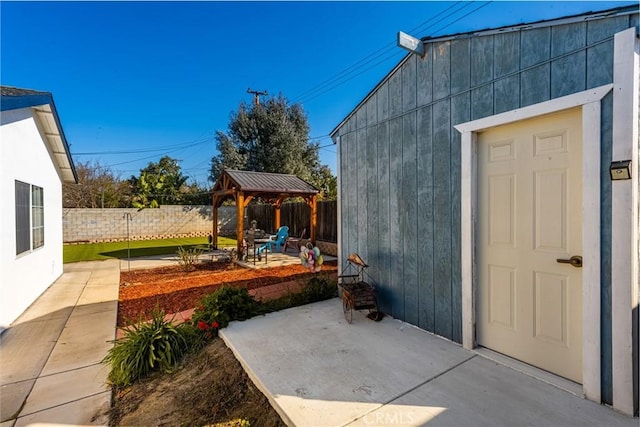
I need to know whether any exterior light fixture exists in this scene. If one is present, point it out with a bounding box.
[397,31,425,58]
[610,160,632,180]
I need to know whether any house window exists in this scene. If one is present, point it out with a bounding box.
[32,185,44,249]
[15,180,44,255]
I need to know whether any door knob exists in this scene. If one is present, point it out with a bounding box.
[556,255,582,268]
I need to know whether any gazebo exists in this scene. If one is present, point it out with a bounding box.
[211,170,319,253]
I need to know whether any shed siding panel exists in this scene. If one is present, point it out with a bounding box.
[417,44,433,107]
[451,38,470,95]
[521,27,551,68]
[551,22,586,56]
[550,23,587,97]
[551,51,586,98]
[586,17,628,88]
[348,132,358,258]
[402,55,417,113]
[433,41,451,101]
[471,84,494,121]
[389,72,403,118]
[494,32,520,77]
[521,64,551,107]
[494,75,520,114]
[471,36,494,86]
[356,128,368,261]
[450,93,468,344]
[377,122,391,313]
[366,95,377,129]
[378,81,389,121]
[339,135,349,259]
[416,106,434,331]
[587,40,614,89]
[432,99,452,339]
[366,125,379,287]
[402,112,419,326]
[389,117,404,319]
[356,104,366,130]
[348,116,356,133]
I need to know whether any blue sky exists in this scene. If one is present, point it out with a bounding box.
[1,1,634,185]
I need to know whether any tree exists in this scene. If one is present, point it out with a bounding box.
[63,161,130,208]
[314,165,337,201]
[209,94,336,199]
[130,156,189,208]
[181,181,213,205]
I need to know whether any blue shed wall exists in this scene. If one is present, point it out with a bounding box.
[335,10,638,404]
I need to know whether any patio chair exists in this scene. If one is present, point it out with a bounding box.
[243,232,256,264]
[258,226,289,254]
[285,228,306,253]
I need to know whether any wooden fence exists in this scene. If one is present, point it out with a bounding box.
[246,201,337,242]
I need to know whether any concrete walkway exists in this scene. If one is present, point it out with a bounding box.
[0,260,120,426]
[220,298,637,427]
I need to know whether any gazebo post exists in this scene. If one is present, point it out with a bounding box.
[309,195,317,244]
[236,191,245,254]
[274,197,284,231]
[212,195,219,250]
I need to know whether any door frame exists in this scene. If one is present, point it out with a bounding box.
[455,84,612,402]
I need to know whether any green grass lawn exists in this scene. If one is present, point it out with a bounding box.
[63,236,237,263]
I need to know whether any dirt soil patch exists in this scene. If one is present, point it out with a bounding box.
[109,339,286,426]
[118,260,337,325]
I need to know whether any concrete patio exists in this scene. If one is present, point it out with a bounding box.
[117,248,327,271]
[0,260,120,426]
[220,298,637,427]
[2,257,636,427]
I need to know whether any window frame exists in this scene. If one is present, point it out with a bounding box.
[15,180,44,256]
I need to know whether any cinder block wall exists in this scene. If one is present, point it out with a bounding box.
[63,205,237,243]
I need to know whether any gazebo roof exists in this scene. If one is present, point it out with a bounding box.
[213,170,318,201]
[211,170,320,251]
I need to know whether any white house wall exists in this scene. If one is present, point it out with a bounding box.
[0,107,65,329]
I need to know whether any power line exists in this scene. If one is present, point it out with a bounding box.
[428,1,493,35]
[292,2,490,141]
[300,49,404,104]
[291,1,471,105]
[72,136,211,156]
[97,140,210,168]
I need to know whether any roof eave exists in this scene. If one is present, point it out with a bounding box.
[1,92,78,183]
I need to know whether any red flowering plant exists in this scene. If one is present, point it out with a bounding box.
[188,304,221,343]
[189,286,260,338]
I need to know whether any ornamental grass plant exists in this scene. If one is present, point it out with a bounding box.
[176,245,205,272]
[104,307,192,387]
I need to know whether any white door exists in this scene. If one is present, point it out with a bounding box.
[477,108,583,383]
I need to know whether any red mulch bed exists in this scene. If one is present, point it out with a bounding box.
[118,260,337,326]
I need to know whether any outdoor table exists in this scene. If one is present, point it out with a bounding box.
[254,238,272,263]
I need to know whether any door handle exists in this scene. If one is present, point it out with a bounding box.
[556,255,582,268]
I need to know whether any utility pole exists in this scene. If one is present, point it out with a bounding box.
[247,88,268,106]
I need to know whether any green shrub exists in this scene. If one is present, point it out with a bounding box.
[103,308,190,387]
[191,286,260,330]
[262,277,338,312]
[176,246,205,272]
[302,277,338,302]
